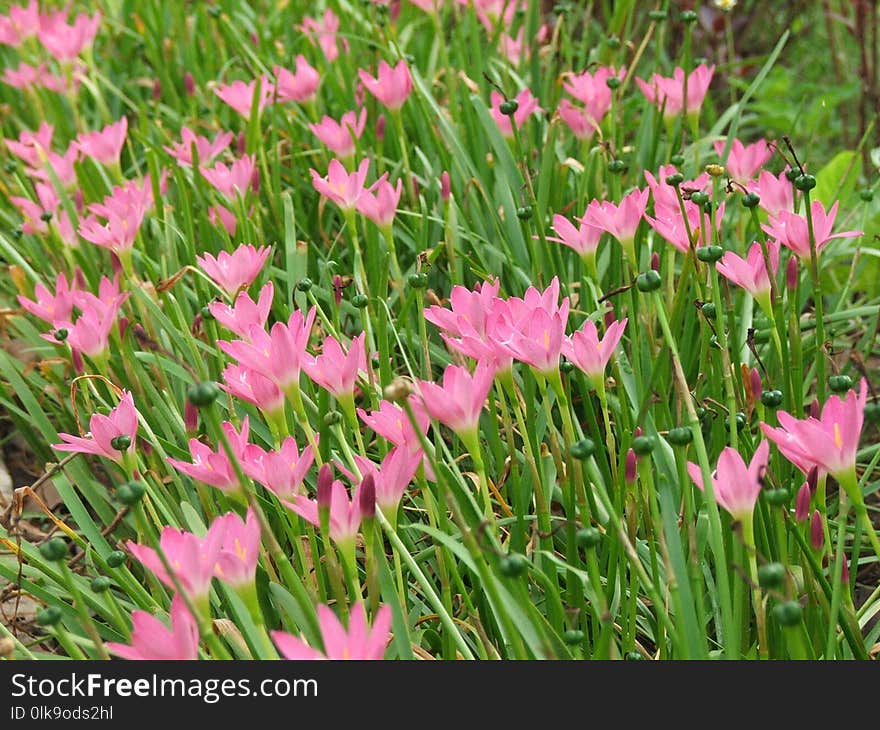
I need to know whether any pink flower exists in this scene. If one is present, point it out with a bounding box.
[548,214,603,260]
[2,61,40,89]
[18,271,76,326]
[409,0,444,13]
[30,145,79,189]
[209,204,238,235]
[417,360,496,437]
[242,436,317,499]
[0,2,39,46]
[762,200,862,260]
[338,447,422,514]
[563,318,627,386]
[358,398,430,454]
[164,127,233,168]
[558,99,603,140]
[644,164,709,213]
[213,508,261,589]
[127,525,225,600]
[466,0,523,30]
[272,603,391,660]
[221,364,285,415]
[54,391,138,464]
[580,188,649,259]
[646,201,725,254]
[167,418,251,494]
[636,64,715,119]
[301,10,345,63]
[37,11,100,61]
[214,76,274,118]
[106,595,200,661]
[716,240,780,312]
[5,122,53,168]
[761,379,868,479]
[201,154,256,200]
[310,158,380,211]
[687,441,769,520]
[284,476,363,546]
[714,138,772,184]
[208,281,274,338]
[747,170,794,219]
[309,108,367,159]
[197,243,270,297]
[499,29,525,66]
[218,308,317,392]
[44,276,128,359]
[490,89,541,138]
[303,332,367,402]
[10,181,62,236]
[75,117,128,168]
[356,177,402,228]
[563,66,622,108]
[274,56,320,103]
[78,201,145,256]
[359,60,412,110]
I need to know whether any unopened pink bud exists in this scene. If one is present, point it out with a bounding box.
[152,78,161,101]
[625,448,637,483]
[810,509,824,550]
[604,309,616,330]
[317,464,334,511]
[184,401,199,434]
[411,174,419,200]
[750,367,762,402]
[332,274,344,306]
[359,473,376,519]
[184,71,195,97]
[390,0,401,22]
[810,399,820,420]
[117,317,130,340]
[634,426,643,438]
[795,482,810,522]
[786,255,798,290]
[236,131,246,156]
[440,171,451,202]
[807,466,818,494]
[841,556,850,584]
[251,167,260,195]
[651,251,660,272]
[376,114,386,141]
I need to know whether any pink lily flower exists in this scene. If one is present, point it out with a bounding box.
[579,188,649,261]
[75,117,128,168]
[716,240,780,314]
[213,76,274,118]
[309,108,367,159]
[636,64,715,120]
[106,595,200,661]
[221,364,285,416]
[167,418,251,495]
[209,204,238,235]
[409,0,445,13]
[5,122,53,168]
[490,89,541,139]
[337,446,422,515]
[272,603,391,660]
[127,525,225,601]
[212,508,261,589]
[762,200,862,260]
[54,391,138,464]
[310,158,380,211]
[164,127,233,168]
[644,164,710,213]
[358,60,413,110]
[747,170,794,219]
[18,271,77,326]
[196,243,270,297]
[465,0,523,30]
[356,177,403,228]
[242,436,317,499]
[218,308,317,392]
[274,56,320,103]
[499,29,526,66]
[494,306,567,374]
[687,440,770,520]
[302,332,368,402]
[563,66,623,108]
[10,182,62,236]
[200,154,256,201]
[548,214,603,261]
[563,318,627,388]
[37,10,100,61]
[208,281,274,338]
[558,99,604,140]
[78,203,145,255]
[0,1,39,46]
[357,398,430,454]
[714,138,772,184]
[760,379,868,479]
[646,201,725,254]
[30,145,79,189]
[2,61,41,89]
[417,360,496,437]
[284,475,363,547]
[53,301,118,359]
[301,10,345,63]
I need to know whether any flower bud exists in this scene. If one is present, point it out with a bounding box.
[408,272,429,289]
[152,78,162,101]
[705,164,725,178]
[809,399,820,420]
[648,9,667,20]
[795,482,811,522]
[748,367,763,402]
[516,205,533,220]
[440,171,451,201]
[184,401,199,434]
[786,256,798,291]
[606,35,621,49]
[317,464,334,515]
[236,130,246,156]
[810,509,824,550]
[807,466,818,494]
[625,448,637,483]
[559,360,575,373]
[184,71,195,96]
[376,114,386,141]
[841,556,850,584]
[785,167,800,183]
[670,154,685,166]
[359,473,376,520]
[0,637,14,658]
[651,251,660,272]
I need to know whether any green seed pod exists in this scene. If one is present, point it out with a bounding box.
[865,402,880,424]
[605,76,621,90]
[700,302,717,319]
[665,172,684,186]
[784,168,800,182]
[569,438,596,460]
[323,410,342,426]
[772,600,803,627]
[207,5,221,18]
[666,426,693,446]
[559,360,575,374]
[741,192,761,208]
[39,537,68,562]
[828,374,853,394]
[735,412,747,430]
[187,381,220,408]
[351,293,369,309]
[670,154,685,167]
[608,159,626,174]
[757,562,786,589]
[110,434,131,451]
[39,211,53,223]
[54,328,68,341]
[859,189,874,202]
[516,205,533,220]
[90,576,112,593]
[408,272,429,289]
[499,99,519,116]
[576,526,601,549]
[689,192,709,206]
[636,270,662,292]
[761,389,784,408]
[2,161,16,174]
[117,481,146,506]
[606,35,621,49]
[498,553,528,578]
[631,435,655,456]
[296,277,313,292]
[680,9,698,23]
[764,488,790,506]
[200,306,212,320]
[106,550,127,568]
[563,629,585,645]
[624,651,644,660]
[36,606,63,626]
[794,174,816,191]
[648,9,667,20]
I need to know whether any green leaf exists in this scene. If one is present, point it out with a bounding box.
[814,150,862,208]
